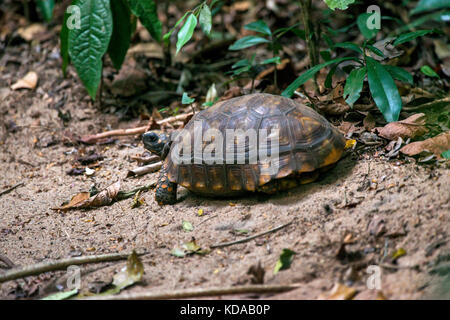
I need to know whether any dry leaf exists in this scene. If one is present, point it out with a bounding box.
[363,113,376,131]
[52,181,121,211]
[319,283,357,300]
[17,23,46,41]
[11,71,38,90]
[400,131,450,159]
[376,113,428,141]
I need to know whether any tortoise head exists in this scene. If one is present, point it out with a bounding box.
[142,131,171,159]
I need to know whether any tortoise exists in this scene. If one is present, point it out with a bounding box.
[143,93,346,205]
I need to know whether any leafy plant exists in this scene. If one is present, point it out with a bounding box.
[36,0,55,22]
[282,25,437,123]
[163,1,217,55]
[61,0,161,99]
[229,20,298,88]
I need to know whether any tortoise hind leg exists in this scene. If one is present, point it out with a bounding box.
[155,164,177,205]
[256,171,320,194]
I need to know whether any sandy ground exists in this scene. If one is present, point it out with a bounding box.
[0,33,449,300]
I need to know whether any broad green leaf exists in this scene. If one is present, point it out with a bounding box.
[344,67,366,107]
[393,30,434,46]
[366,57,402,122]
[333,42,363,54]
[245,20,271,36]
[60,10,70,77]
[324,0,355,10]
[199,4,212,35]
[163,12,188,44]
[129,0,162,42]
[42,289,78,300]
[420,65,440,78]
[182,220,194,232]
[273,249,295,275]
[325,64,338,89]
[108,0,131,70]
[411,0,450,15]
[231,66,251,76]
[232,59,251,69]
[176,13,197,54]
[36,0,55,22]
[281,57,357,98]
[383,65,413,84]
[261,56,281,65]
[229,36,270,51]
[182,92,195,104]
[366,44,384,58]
[441,149,450,159]
[68,0,113,99]
[320,50,332,62]
[357,13,379,39]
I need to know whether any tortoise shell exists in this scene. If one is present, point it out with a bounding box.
[165,93,345,196]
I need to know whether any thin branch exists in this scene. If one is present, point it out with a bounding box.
[126,162,162,177]
[210,220,294,249]
[80,113,193,144]
[0,182,24,197]
[0,251,146,283]
[81,284,300,300]
[0,254,16,269]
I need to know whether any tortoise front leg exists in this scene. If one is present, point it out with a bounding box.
[155,163,177,205]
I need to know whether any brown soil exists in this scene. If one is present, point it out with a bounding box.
[1,28,449,301]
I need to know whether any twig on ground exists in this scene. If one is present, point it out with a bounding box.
[0,251,146,283]
[116,182,157,200]
[0,182,24,197]
[81,284,300,300]
[130,155,160,165]
[80,113,193,144]
[210,220,294,249]
[0,254,16,269]
[197,214,218,227]
[403,96,450,111]
[126,162,163,177]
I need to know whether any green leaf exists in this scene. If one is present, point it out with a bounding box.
[273,249,295,274]
[383,65,413,84]
[344,67,366,107]
[420,65,440,78]
[182,220,194,232]
[232,59,251,69]
[281,57,357,98]
[176,13,197,54]
[244,20,271,36]
[163,12,188,44]
[182,92,195,104]
[129,0,162,42]
[229,36,270,51]
[357,13,379,40]
[366,44,384,58]
[366,57,402,122]
[60,10,70,77]
[231,66,251,76]
[325,64,338,89]
[199,4,212,35]
[441,149,450,159]
[320,50,332,62]
[42,289,78,300]
[324,0,356,10]
[411,0,450,15]
[68,0,113,99]
[261,57,281,65]
[393,30,434,46]
[333,42,363,54]
[108,0,131,70]
[36,0,55,22]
